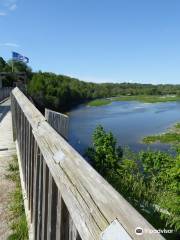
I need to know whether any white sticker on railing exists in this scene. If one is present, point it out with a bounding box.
[100,220,132,240]
[53,151,65,164]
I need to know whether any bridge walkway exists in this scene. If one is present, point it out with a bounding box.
[0,99,16,239]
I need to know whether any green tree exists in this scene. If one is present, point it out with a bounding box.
[85,125,123,177]
[86,126,180,233]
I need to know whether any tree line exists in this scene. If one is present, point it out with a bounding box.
[28,72,180,112]
[1,56,180,112]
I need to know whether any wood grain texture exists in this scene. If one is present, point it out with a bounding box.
[45,108,69,140]
[46,108,80,240]
[41,160,49,240]
[11,87,165,240]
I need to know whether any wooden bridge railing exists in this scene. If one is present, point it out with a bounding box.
[45,108,69,141]
[0,87,13,102]
[11,87,165,240]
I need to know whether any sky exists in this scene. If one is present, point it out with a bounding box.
[0,0,180,84]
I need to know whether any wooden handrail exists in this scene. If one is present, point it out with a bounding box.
[11,87,165,240]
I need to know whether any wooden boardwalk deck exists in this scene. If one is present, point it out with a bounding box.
[0,99,16,240]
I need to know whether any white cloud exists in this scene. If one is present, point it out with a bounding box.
[9,3,17,11]
[0,0,18,15]
[0,42,20,48]
[0,12,7,16]
[3,0,17,7]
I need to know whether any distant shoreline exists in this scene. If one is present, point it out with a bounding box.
[87,95,180,106]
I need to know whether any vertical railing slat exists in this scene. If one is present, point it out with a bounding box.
[36,155,43,240]
[32,145,40,239]
[47,173,58,240]
[28,127,32,210]
[41,160,49,240]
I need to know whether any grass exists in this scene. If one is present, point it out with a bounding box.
[87,95,180,106]
[6,156,28,240]
[113,95,180,103]
[175,123,180,129]
[87,99,112,106]
[143,133,180,144]
[143,122,180,144]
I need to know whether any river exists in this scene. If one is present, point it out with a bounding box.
[68,101,180,154]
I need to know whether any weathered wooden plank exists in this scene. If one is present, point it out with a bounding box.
[11,87,165,240]
[47,173,58,240]
[41,160,49,240]
[27,123,31,199]
[21,111,25,181]
[69,216,81,240]
[45,108,69,140]
[23,114,27,186]
[36,154,43,240]
[30,136,36,222]
[55,191,62,240]
[33,126,105,240]
[25,117,28,192]
[45,107,80,240]
[27,126,33,210]
[12,88,45,129]
[32,144,40,239]
[60,200,70,240]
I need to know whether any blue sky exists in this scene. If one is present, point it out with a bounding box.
[0,0,180,84]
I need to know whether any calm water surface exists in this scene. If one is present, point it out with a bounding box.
[68,101,180,154]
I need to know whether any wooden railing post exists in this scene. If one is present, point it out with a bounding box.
[45,108,69,140]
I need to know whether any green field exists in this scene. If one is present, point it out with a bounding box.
[87,95,180,106]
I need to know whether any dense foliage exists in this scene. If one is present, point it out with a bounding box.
[28,71,180,112]
[1,56,180,111]
[85,126,180,237]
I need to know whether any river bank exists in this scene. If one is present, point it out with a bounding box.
[87,95,180,106]
[143,122,180,144]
